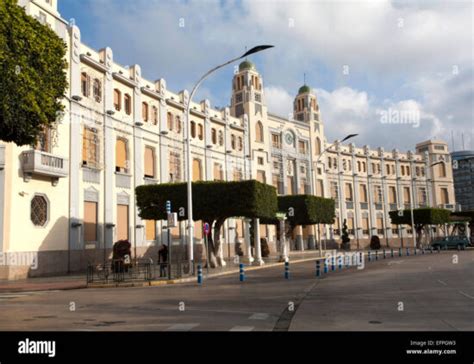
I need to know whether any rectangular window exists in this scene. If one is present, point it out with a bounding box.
[213,163,223,181]
[114,89,121,111]
[198,124,204,140]
[345,183,353,201]
[359,184,368,203]
[169,152,181,182]
[257,170,266,184]
[440,188,449,204]
[84,201,98,242]
[298,141,307,154]
[124,94,132,115]
[115,139,128,173]
[257,157,264,165]
[82,127,100,168]
[389,186,397,204]
[403,187,411,204]
[271,134,281,149]
[117,204,129,241]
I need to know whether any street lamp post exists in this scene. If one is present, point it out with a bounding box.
[314,134,358,257]
[184,45,274,270]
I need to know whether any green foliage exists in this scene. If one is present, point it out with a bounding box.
[389,208,451,225]
[261,194,335,225]
[135,180,278,221]
[341,219,350,244]
[0,0,68,146]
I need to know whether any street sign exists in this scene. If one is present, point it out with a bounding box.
[167,212,178,227]
[203,222,210,236]
[166,200,171,214]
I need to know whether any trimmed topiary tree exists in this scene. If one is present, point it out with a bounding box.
[340,219,351,250]
[136,180,278,267]
[0,0,68,146]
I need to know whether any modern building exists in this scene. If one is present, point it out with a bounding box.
[451,150,474,212]
[0,0,456,278]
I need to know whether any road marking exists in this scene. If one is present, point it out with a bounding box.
[458,291,474,300]
[249,313,269,320]
[388,260,404,266]
[229,326,254,331]
[165,323,199,331]
[437,280,447,286]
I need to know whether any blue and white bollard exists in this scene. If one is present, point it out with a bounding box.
[197,264,203,285]
[359,251,363,265]
[239,263,245,282]
[375,251,379,261]
[331,256,335,272]
[338,256,343,270]
[345,254,350,269]
[391,248,394,258]
[368,251,372,262]
[316,260,321,277]
[406,247,410,256]
[285,261,290,279]
[324,259,329,274]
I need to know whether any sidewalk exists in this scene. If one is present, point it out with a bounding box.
[0,250,331,293]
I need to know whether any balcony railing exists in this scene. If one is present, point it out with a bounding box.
[362,229,369,235]
[375,203,383,210]
[0,144,5,170]
[360,202,368,209]
[115,172,132,189]
[377,229,384,235]
[143,177,158,185]
[21,149,68,182]
[345,201,354,209]
[389,203,398,211]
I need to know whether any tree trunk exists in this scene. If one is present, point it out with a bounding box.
[205,220,218,268]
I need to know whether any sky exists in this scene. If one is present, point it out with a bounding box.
[58,0,473,152]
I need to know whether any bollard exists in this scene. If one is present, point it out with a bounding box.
[284,261,290,279]
[331,256,335,272]
[345,254,350,269]
[406,247,410,256]
[324,259,329,274]
[368,251,372,262]
[359,252,363,265]
[391,248,394,258]
[316,260,321,277]
[375,251,379,261]
[338,255,342,270]
[239,263,245,282]
[422,247,425,255]
[414,248,417,255]
[197,264,203,285]
[399,248,402,257]
[383,249,386,259]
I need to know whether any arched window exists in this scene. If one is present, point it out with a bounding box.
[218,130,224,146]
[231,134,236,149]
[315,137,321,155]
[142,102,149,122]
[93,78,102,103]
[167,112,173,130]
[81,72,90,97]
[174,116,180,133]
[191,121,196,138]
[113,89,121,111]
[211,128,217,144]
[255,121,264,142]
[115,138,128,173]
[238,136,243,151]
[198,124,203,140]
[439,163,446,177]
[144,146,155,179]
[152,106,158,125]
[124,94,132,115]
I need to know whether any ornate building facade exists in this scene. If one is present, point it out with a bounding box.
[0,0,456,278]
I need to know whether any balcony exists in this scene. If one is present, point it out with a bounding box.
[21,149,68,185]
[0,144,4,170]
[375,203,383,210]
[115,172,132,189]
[143,177,158,185]
[345,201,354,209]
[360,202,368,210]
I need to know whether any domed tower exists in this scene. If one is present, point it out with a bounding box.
[230,60,267,119]
[293,84,320,123]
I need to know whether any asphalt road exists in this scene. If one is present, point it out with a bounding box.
[0,250,473,331]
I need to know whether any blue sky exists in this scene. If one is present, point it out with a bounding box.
[58,0,473,151]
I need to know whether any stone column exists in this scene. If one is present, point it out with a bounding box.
[295,225,304,251]
[253,218,264,265]
[243,218,254,264]
[307,225,316,250]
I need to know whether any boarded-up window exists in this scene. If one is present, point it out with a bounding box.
[373,185,382,203]
[81,72,90,97]
[256,121,264,142]
[376,217,384,230]
[114,89,121,111]
[169,152,181,182]
[152,106,158,125]
[193,159,202,181]
[213,163,223,181]
[175,116,181,133]
[198,124,204,140]
[167,113,173,130]
[115,139,128,173]
[142,102,149,122]
[144,146,155,178]
[145,220,156,241]
[345,183,353,201]
[362,217,369,233]
[257,170,266,184]
[438,163,446,177]
[233,168,242,181]
[389,186,397,204]
[82,127,99,168]
[403,187,411,203]
[117,204,129,241]
[440,188,449,204]
[195,220,203,240]
[190,121,196,138]
[211,128,217,144]
[359,184,368,203]
[84,201,97,242]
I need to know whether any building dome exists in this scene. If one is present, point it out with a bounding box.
[239,60,256,72]
[298,85,311,94]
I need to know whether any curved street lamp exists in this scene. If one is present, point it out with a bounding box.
[184,45,274,270]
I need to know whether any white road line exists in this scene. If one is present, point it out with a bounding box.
[437,280,448,286]
[388,260,404,266]
[249,313,269,320]
[229,326,254,331]
[165,323,199,331]
[458,291,474,300]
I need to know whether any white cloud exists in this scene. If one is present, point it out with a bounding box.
[264,85,294,118]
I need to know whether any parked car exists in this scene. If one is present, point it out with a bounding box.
[430,236,470,250]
